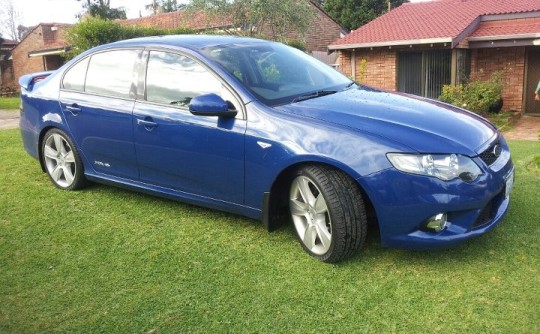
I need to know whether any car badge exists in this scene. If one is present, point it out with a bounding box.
[257,141,272,149]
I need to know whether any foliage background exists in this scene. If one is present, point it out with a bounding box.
[323,0,408,30]
[65,17,195,59]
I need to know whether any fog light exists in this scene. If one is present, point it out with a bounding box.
[423,213,448,232]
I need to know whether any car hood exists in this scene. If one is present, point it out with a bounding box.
[276,87,496,155]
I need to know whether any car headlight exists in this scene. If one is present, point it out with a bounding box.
[387,153,482,182]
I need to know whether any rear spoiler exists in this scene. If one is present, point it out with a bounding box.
[19,71,54,92]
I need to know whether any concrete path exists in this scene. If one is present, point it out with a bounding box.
[0,109,20,130]
[1,108,539,141]
[503,116,540,141]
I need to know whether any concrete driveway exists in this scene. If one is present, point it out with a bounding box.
[0,110,20,130]
[503,116,540,141]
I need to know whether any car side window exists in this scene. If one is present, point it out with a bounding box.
[62,57,89,91]
[146,51,224,108]
[85,49,140,99]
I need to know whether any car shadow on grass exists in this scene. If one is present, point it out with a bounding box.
[68,181,510,268]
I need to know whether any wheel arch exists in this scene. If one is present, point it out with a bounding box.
[37,126,58,172]
[263,160,379,233]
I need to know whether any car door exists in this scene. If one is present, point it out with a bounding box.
[59,49,141,180]
[133,50,246,204]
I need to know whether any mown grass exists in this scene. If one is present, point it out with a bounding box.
[1,129,539,333]
[0,97,20,110]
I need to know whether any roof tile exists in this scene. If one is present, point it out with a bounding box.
[331,0,540,47]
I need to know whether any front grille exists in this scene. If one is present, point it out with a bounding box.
[478,140,501,166]
[471,200,494,229]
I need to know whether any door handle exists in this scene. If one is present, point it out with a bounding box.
[65,104,81,115]
[137,118,158,130]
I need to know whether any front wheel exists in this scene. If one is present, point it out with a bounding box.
[42,129,86,190]
[289,165,367,263]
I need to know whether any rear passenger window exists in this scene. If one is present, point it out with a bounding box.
[62,57,89,91]
[85,49,140,99]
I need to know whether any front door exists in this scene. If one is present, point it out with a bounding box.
[525,48,540,115]
[133,50,246,204]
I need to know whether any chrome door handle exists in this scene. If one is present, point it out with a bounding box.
[137,118,158,130]
[65,104,81,115]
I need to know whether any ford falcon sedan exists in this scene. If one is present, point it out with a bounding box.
[19,35,514,262]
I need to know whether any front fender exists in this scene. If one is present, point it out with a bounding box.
[244,102,407,211]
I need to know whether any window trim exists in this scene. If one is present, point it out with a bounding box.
[60,55,90,93]
[60,47,143,102]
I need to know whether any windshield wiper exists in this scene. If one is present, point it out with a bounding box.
[345,81,356,89]
[292,90,337,103]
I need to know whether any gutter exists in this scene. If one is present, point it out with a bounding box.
[28,46,70,58]
[328,37,452,50]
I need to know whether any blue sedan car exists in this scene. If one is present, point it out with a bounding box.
[19,35,514,262]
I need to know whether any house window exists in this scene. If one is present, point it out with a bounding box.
[398,50,451,99]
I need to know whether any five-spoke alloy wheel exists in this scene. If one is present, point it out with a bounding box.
[42,129,86,190]
[290,165,367,263]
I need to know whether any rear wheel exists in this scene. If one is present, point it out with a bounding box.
[289,165,367,263]
[42,129,86,190]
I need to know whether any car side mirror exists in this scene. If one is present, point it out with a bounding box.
[189,93,237,118]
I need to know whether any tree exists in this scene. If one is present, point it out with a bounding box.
[17,24,32,41]
[0,0,23,41]
[146,0,186,14]
[324,0,407,30]
[77,0,127,20]
[188,0,315,40]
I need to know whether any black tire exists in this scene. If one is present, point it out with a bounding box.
[41,128,87,190]
[289,165,367,263]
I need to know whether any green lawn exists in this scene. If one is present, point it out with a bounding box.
[0,97,20,110]
[1,129,539,333]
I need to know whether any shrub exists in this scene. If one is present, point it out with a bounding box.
[284,39,306,52]
[439,71,504,114]
[65,17,195,59]
[65,17,307,59]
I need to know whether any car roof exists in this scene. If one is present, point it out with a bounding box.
[101,34,268,51]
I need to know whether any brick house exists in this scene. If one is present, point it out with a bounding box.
[11,23,71,88]
[329,0,540,115]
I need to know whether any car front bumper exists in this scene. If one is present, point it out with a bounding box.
[359,147,514,250]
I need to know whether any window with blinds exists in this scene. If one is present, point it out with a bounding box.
[398,50,451,99]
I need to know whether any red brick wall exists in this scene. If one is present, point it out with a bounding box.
[471,47,526,112]
[337,49,397,90]
[278,3,345,52]
[337,51,352,77]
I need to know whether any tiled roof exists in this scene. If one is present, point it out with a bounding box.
[0,38,18,46]
[120,10,233,30]
[330,0,540,48]
[469,17,540,39]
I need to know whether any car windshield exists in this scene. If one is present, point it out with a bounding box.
[201,42,353,106]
